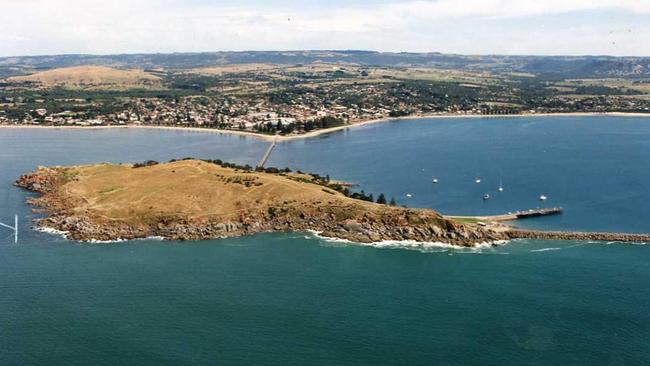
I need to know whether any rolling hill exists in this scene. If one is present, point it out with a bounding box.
[2,51,650,78]
[7,65,161,88]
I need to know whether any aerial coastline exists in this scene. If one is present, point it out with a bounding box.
[5,1,650,363]
[4,53,650,144]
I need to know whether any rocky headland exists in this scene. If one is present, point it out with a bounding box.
[16,160,508,246]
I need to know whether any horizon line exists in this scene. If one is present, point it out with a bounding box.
[2,49,649,60]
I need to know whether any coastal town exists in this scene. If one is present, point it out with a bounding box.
[2,58,650,135]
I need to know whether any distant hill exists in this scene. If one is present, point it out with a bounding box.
[6,65,161,88]
[1,51,650,79]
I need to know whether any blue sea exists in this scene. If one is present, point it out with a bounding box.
[1,116,649,365]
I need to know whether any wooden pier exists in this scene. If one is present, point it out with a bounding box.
[446,207,562,223]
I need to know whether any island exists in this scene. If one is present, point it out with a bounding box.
[15,159,508,245]
[16,159,650,246]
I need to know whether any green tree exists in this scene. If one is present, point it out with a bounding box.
[376,193,387,205]
[389,197,397,206]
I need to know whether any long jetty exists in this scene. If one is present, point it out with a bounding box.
[446,207,563,222]
[257,136,278,168]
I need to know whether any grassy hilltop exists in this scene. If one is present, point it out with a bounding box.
[16,160,507,245]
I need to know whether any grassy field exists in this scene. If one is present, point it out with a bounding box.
[61,160,376,223]
[7,66,162,89]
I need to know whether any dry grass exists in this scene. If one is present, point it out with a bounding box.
[7,66,161,89]
[61,160,368,223]
[561,79,650,94]
[190,63,280,75]
[365,67,498,85]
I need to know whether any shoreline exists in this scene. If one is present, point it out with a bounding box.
[2,111,649,142]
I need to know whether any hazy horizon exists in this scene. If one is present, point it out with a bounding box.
[2,0,650,58]
[2,49,650,60]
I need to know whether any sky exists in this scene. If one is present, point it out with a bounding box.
[1,0,649,57]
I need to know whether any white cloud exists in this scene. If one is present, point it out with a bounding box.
[0,0,649,56]
[382,0,650,19]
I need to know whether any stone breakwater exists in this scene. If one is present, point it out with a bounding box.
[15,167,508,246]
[507,230,650,243]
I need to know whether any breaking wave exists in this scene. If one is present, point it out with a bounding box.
[530,247,562,252]
[36,225,167,243]
[308,230,509,253]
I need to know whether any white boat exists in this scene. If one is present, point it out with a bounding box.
[475,176,481,183]
[483,194,491,200]
[406,194,413,198]
[539,195,547,201]
[498,179,504,192]
[432,178,439,183]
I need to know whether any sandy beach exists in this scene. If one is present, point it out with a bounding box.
[2,112,649,142]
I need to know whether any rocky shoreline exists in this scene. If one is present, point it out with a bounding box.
[15,165,509,246]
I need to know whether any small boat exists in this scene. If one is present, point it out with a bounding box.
[406,194,412,198]
[432,178,439,183]
[483,194,491,200]
[498,179,504,192]
[475,176,481,184]
[539,195,548,201]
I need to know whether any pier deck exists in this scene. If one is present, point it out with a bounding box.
[446,207,562,222]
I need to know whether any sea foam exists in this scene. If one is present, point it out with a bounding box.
[530,247,562,252]
[36,225,167,243]
[308,230,509,253]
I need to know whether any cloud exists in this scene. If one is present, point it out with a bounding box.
[381,0,650,19]
[0,0,649,56]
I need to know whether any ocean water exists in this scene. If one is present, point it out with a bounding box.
[269,115,650,233]
[1,118,649,365]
